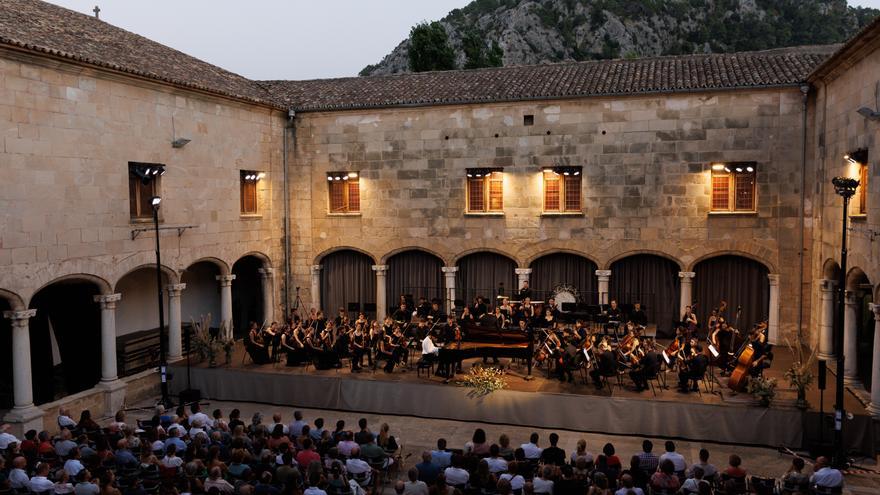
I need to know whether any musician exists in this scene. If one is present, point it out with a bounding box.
[499,297,513,319]
[681,306,698,336]
[334,324,352,360]
[556,334,580,383]
[630,338,661,392]
[355,311,368,328]
[711,321,735,372]
[546,297,560,318]
[678,343,709,393]
[520,297,535,323]
[493,306,508,330]
[573,320,588,341]
[246,322,271,364]
[747,323,772,377]
[350,324,366,372]
[314,321,341,369]
[263,321,281,361]
[421,332,440,363]
[630,302,648,327]
[458,306,474,327]
[718,300,729,322]
[416,297,431,319]
[313,310,327,332]
[518,280,533,301]
[472,296,488,319]
[606,300,621,321]
[281,323,306,367]
[334,308,347,328]
[427,299,444,323]
[376,329,398,373]
[539,307,556,328]
[589,338,616,388]
[707,309,720,335]
[368,320,382,368]
[392,303,411,325]
[397,294,412,315]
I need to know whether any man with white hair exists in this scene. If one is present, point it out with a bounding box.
[57,408,77,430]
[8,456,29,489]
[345,446,373,487]
[270,412,289,435]
[190,403,212,428]
[29,462,55,492]
[189,419,207,438]
[0,424,19,449]
[54,429,77,457]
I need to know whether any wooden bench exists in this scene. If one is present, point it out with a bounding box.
[116,325,195,376]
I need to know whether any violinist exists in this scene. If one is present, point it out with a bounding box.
[350,323,366,372]
[618,326,643,366]
[556,328,581,383]
[391,303,411,325]
[681,306,698,337]
[334,307,347,328]
[281,323,305,366]
[678,343,708,393]
[630,338,661,392]
[313,310,327,332]
[355,311,368,328]
[334,324,352,359]
[707,309,720,335]
[376,329,396,373]
[589,338,616,389]
[262,321,281,361]
[315,321,341,369]
[246,321,271,365]
[547,297,560,319]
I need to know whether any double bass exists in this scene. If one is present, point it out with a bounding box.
[728,321,768,391]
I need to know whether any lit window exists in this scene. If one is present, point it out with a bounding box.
[240,170,264,215]
[710,163,756,212]
[543,167,582,213]
[128,162,164,220]
[466,168,504,213]
[857,163,868,215]
[328,172,360,213]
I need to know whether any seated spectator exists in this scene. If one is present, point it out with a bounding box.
[110,410,127,430]
[63,447,85,477]
[496,478,512,495]
[520,432,542,460]
[57,408,77,430]
[228,408,245,432]
[554,464,586,494]
[780,457,810,494]
[354,418,373,445]
[658,441,686,477]
[810,456,844,491]
[723,454,747,479]
[532,465,555,494]
[76,410,101,432]
[160,444,183,471]
[540,433,565,466]
[255,471,282,495]
[269,412,289,435]
[114,439,138,468]
[443,454,470,487]
[498,462,526,493]
[19,429,38,459]
[73,470,99,495]
[431,439,452,468]
[377,423,398,453]
[687,448,717,481]
[99,471,120,495]
[0,424,20,450]
[8,455,29,490]
[55,429,78,457]
[268,424,292,451]
[310,418,326,442]
[37,431,55,455]
[345,446,373,487]
[331,420,347,443]
[337,431,359,457]
[464,428,489,456]
[296,437,321,467]
[486,444,509,474]
[416,451,441,485]
[164,427,186,454]
[359,434,390,467]
[680,466,704,494]
[30,461,55,492]
[636,439,658,473]
[620,455,649,490]
[570,439,594,465]
[54,470,74,495]
[498,434,515,460]
[649,459,681,494]
[404,466,429,495]
[615,473,644,495]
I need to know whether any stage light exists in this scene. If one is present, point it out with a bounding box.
[467,173,473,178]
[746,166,754,173]
[563,171,570,176]
[573,171,580,176]
[475,173,482,178]
[151,196,161,207]
[348,172,358,178]
[144,167,152,175]
[334,176,341,181]
[724,167,731,173]
[327,176,333,181]
[735,167,743,173]
[711,163,725,171]
[542,168,553,174]
[343,175,349,180]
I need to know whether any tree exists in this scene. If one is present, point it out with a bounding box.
[408,21,457,72]
[463,31,504,69]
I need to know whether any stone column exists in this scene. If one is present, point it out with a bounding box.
[166,284,186,361]
[310,265,323,311]
[867,304,880,418]
[93,293,122,382]
[216,275,236,339]
[515,268,532,296]
[767,274,780,345]
[595,270,611,305]
[2,310,43,434]
[843,291,860,385]
[678,271,696,321]
[442,266,458,314]
[372,265,389,322]
[818,280,836,360]
[258,268,275,324]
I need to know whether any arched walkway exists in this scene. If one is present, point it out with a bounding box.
[320,250,376,319]
[529,252,598,304]
[456,252,517,307]
[115,267,171,338]
[232,255,266,338]
[386,249,444,315]
[693,255,770,334]
[181,261,222,330]
[28,277,103,404]
[609,254,680,336]
[0,297,11,409]
[846,268,874,389]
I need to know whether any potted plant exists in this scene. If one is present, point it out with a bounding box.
[784,338,818,410]
[191,314,219,367]
[218,321,235,365]
[747,376,777,407]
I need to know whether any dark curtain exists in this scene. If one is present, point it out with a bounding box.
[29,282,101,405]
[386,250,443,314]
[232,256,264,337]
[857,291,874,389]
[694,255,769,333]
[456,252,517,307]
[609,255,680,336]
[321,250,376,317]
[529,253,598,303]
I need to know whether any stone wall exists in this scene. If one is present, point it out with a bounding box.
[291,88,809,339]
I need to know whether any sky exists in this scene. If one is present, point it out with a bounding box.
[46,0,880,81]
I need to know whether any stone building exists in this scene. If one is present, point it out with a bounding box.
[0,0,878,433]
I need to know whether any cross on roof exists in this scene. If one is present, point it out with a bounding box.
[93,5,100,19]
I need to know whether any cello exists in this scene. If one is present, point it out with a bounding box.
[727,322,767,392]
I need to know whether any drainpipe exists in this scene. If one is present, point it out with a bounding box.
[797,84,809,352]
[283,109,296,318]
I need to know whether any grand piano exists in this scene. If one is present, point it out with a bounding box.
[438,319,534,378]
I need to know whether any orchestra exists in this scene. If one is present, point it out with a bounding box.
[240,288,773,396]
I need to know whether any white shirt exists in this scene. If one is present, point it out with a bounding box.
[659,451,687,472]
[63,459,84,477]
[337,440,358,457]
[9,468,30,489]
[499,474,524,491]
[58,415,77,429]
[303,488,327,495]
[486,457,508,474]
[162,456,184,468]
[190,412,213,428]
[811,467,844,488]
[422,336,439,355]
[167,424,186,437]
[270,422,290,435]
[189,426,206,438]
[532,477,553,494]
[30,475,56,492]
[345,458,371,475]
[443,467,469,486]
[54,482,75,494]
[615,488,644,495]
[403,480,429,495]
[0,431,19,449]
[520,442,543,459]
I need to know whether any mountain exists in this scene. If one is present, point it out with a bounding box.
[360,0,878,76]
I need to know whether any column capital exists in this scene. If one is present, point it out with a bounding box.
[767,273,780,285]
[371,265,389,273]
[216,274,236,286]
[845,290,858,304]
[441,266,459,274]
[821,279,838,291]
[871,303,880,319]
[166,283,186,297]
[515,268,533,275]
[93,293,122,309]
[258,267,275,277]
[311,265,323,273]
[595,269,611,278]
[3,309,36,321]
[678,271,696,279]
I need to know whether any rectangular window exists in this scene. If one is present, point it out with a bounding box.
[857,163,868,215]
[543,167,582,213]
[466,169,504,213]
[328,172,360,213]
[240,170,263,215]
[128,162,163,220]
[710,163,756,212]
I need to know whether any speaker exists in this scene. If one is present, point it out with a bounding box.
[818,360,827,390]
[179,388,201,406]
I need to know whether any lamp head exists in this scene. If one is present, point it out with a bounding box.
[831,177,859,198]
[151,196,162,208]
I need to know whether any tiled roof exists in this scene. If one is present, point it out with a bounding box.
[0,0,278,107]
[262,46,837,112]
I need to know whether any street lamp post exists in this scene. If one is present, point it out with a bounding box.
[831,176,858,469]
[152,195,171,408]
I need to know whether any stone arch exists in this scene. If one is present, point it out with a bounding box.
[846,267,871,291]
[185,257,230,276]
[315,246,378,265]
[28,273,112,305]
[232,254,270,337]
[384,248,446,309]
[822,258,842,280]
[113,264,179,292]
[523,247,600,268]
[0,289,25,311]
[687,250,775,273]
[605,249,684,271]
[380,245,449,266]
[235,251,272,269]
[452,247,521,266]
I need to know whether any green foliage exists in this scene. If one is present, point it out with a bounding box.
[463,31,504,69]
[409,21,457,73]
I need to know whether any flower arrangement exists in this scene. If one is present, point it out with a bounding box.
[783,337,817,409]
[190,314,235,367]
[747,375,778,407]
[459,366,508,396]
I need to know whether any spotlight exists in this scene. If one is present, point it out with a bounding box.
[151,196,162,207]
[347,172,358,178]
[343,175,349,180]
[475,173,482,178]
[327,176,333,181]
[735,167,743,173]
[467,173,473,178]
[746,166,754,173]
[573,171,580,176]
[724,167,731,173]
[334,176,341,181]
[257,172,266,180]
[144,167,152,175]
[711,163,725,171]
[845,155,856,165]
[563,171,570,176]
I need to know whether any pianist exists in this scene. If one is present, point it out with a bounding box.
[421,333,440,363]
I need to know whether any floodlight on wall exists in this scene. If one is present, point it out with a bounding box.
[151,196,162,208]
[130,163,166,184]
[711,163,725,171]
[544,166,582,177]
[327,171,358,181]
[171,138,191,148]
[844,148,868,165]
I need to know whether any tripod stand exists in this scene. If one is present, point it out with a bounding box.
[291,286,305,318]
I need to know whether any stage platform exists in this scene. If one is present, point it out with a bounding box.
[169,342,833,450]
